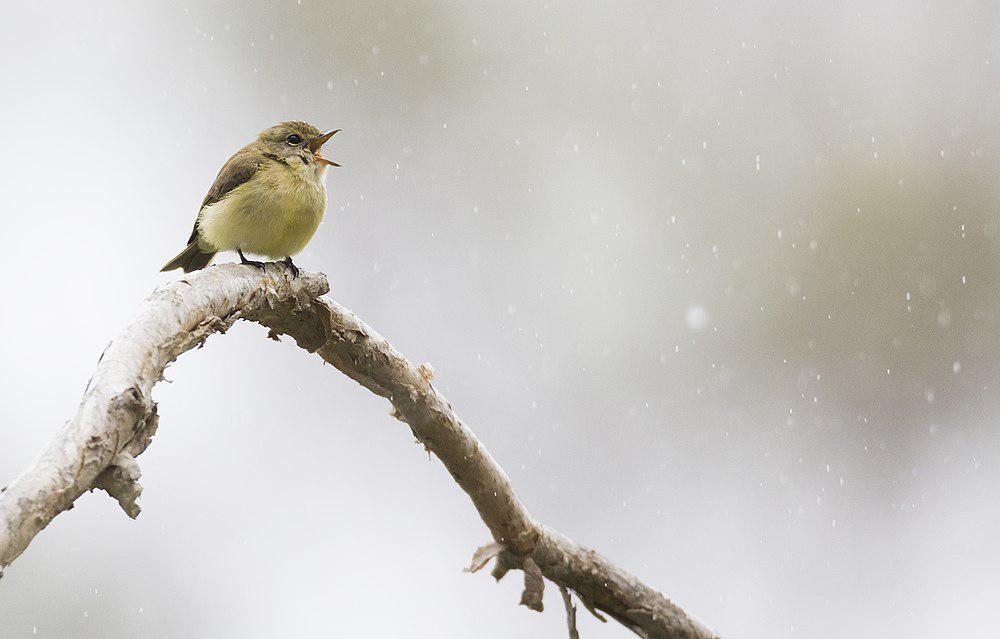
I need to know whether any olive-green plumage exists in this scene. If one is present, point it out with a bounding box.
[161,121,340,274]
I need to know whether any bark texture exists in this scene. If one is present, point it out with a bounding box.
[0,263,718,639]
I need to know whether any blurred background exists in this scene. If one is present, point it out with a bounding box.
[2,1,999,637]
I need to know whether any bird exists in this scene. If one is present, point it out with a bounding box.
[160,121,340,277]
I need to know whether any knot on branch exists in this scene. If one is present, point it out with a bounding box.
[465,542,545,612]
[466,538,616,634]
[94,452,143,518]
[121,407,159,458]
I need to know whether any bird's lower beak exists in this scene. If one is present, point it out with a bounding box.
[308,129,341,167]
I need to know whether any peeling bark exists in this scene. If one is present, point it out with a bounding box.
[0,263,718,639]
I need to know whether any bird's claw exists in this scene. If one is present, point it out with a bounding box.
[237,249,267,271]
[240,257,267,270]
[281,257,300,278]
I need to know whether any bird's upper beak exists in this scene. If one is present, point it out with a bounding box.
[308,129,341,167]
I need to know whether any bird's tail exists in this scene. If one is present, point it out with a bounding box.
[160,241,217,273]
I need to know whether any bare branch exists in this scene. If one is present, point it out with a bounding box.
[0,264,718,638]
[560,586,581,639]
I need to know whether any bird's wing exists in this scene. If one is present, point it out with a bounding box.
[186,150,263,245]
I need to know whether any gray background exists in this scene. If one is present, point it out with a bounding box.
[2,1,999,637]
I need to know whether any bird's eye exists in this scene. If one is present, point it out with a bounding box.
[286,134,303,145]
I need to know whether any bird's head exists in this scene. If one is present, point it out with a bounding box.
[257,121,340,171]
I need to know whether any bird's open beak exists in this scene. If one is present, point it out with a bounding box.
[308,129,341,167]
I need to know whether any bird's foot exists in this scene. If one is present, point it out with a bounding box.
[281,257,300,278]
[238,249,267,271]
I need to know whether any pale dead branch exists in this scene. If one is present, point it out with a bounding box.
[0,263,717,639]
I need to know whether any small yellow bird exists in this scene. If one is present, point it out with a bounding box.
[161,121,340,276]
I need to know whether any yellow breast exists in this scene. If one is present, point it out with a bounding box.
[198,160,327,259]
